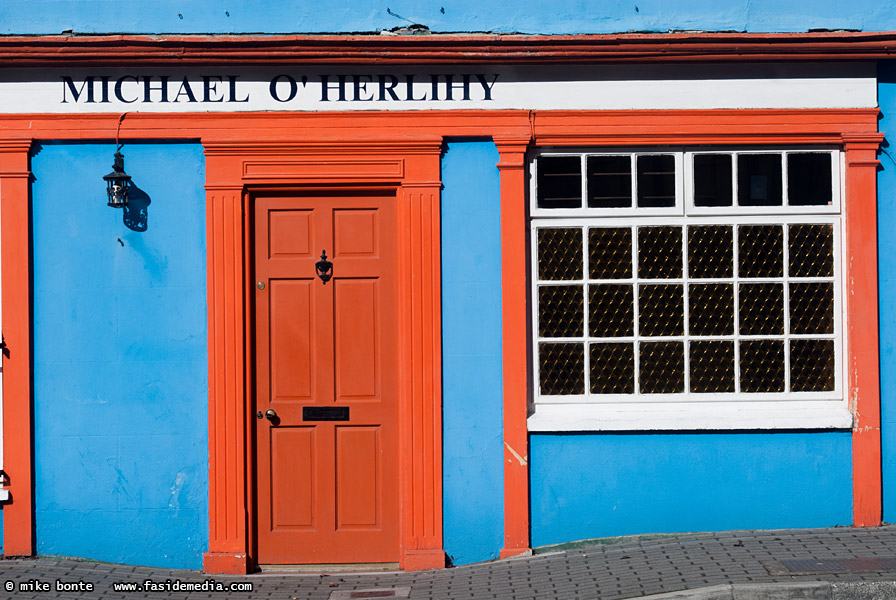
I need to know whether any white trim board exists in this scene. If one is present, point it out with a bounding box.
[0,62,876,114]
[528,402,853,431]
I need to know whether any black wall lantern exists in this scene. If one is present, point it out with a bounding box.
[104,114,131,209]
[103,149,131,208]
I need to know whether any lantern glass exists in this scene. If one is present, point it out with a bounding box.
[103,151,131,208]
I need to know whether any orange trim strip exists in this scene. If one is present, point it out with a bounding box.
[844,133,885,526]
[496,139,532,559]
[1,31,896,64]
[202,178,248,573]
[0,109,876,142]
[0,140,34,556]
[396,151,445,569]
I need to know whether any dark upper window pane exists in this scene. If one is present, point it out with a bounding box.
[738,154,783,206]
[537,156,582,209]
[588,155,632,208]
[637,155,676,208]
[788,153,832,206]
[694,154,733,207]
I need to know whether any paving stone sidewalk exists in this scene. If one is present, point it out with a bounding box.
[3,526,896,599]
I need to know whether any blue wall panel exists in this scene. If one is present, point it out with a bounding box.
[2,1,896,35]
[31,143,207,569]
[441,140,504,565]
[879,61,896,523]
[530,432,852,547]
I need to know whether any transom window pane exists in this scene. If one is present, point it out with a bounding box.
[532,148,840,402]
[588,155,631,208]
[788,153,833,206]
[694,154,733,207]
[537,156,581,209]
[637,155,676,208]
[738,154,783,206]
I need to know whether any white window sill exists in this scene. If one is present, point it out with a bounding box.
[527,401,853,432]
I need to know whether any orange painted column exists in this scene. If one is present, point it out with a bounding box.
[0,140,34,557]
[843,132,885,527]
[202,180,249,574]
[495,138,531,559]
[397,149,445,570]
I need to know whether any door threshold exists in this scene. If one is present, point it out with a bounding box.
[257,563,401,573]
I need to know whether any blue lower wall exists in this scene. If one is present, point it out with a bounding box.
[879,61,896,523]
[441,140,504,565]
[530,432,852,547]
[30,143,208,568]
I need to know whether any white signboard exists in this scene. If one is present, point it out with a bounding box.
[0,63,877,113]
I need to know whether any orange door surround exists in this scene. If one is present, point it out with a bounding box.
[254,192,400,564]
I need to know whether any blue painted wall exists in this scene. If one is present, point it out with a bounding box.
[880,61,896,523]
[2,0,896,35]
[30,143,208,568]
[530,432,853,547]
[441,140,504,565]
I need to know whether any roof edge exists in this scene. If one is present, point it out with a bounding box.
[1,31,895,65]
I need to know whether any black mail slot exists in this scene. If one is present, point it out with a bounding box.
[303,406,350,421]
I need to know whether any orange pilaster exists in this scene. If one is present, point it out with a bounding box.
[496,138,532,559]
[397,147,446,570]
[202,179,249,574]
[0,140,34,557]
[843,133,885,527]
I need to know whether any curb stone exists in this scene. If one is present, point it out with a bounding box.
[628,581,896,600]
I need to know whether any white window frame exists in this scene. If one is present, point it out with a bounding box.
[528,147,852,431]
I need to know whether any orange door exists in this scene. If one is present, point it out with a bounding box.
[254,193,399,564]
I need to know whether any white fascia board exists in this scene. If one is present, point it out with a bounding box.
[0,62,876,113]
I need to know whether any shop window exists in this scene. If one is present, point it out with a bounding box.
[531,150,841,408]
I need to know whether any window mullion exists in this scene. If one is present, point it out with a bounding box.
[783,222,792,394]
[733,223,742,393]
[582,225,590,396]
[682,225,691,395]
[632,224,640,395]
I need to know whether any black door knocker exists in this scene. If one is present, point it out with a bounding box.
[315,250,333,284]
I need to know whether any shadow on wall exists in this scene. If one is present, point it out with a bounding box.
[122,184,151,232]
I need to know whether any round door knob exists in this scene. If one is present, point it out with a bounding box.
[264,409,277,421]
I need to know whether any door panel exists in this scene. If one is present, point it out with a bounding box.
[334,209,378,256]
[270,427,316,529]
[255,193,399,564]
[335,279,379,399]
[270,280,313,400]
[336,426,380,528]
[269,209,313,258]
